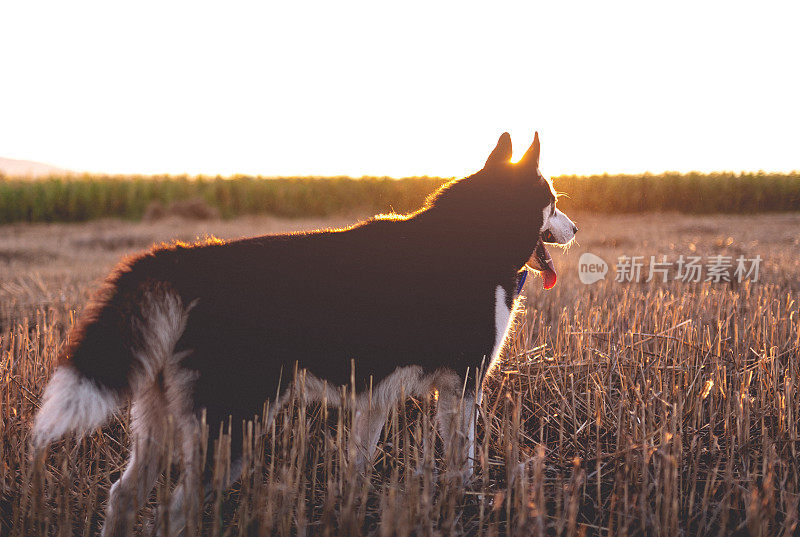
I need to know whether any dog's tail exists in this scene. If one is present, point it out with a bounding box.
[30,290,134,451]
[31,364,123,450]
[31,270,191,451]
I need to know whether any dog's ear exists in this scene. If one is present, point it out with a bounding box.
[519,131,540,170]
[485,132,512,168]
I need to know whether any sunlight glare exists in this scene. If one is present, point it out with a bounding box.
[0,1,797,177]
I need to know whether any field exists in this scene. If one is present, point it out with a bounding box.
[2,211,800,536]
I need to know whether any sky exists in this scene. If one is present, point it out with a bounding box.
[1,1,798,178]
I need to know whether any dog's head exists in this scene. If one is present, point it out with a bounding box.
[482,132,577,289]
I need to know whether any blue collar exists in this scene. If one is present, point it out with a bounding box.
[516,270,528,295]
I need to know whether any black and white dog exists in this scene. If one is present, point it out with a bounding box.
[32,132,576,536]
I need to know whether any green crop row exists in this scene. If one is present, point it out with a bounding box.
[0,175,448,224]
[0,171,797,224]
[552,171,800,214]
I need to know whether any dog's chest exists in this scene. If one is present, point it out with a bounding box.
[491,284,517,360]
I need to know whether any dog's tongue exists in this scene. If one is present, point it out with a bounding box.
[542,258,557,290]
[532,241,557,290]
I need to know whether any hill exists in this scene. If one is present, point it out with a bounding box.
[0,157,72,178]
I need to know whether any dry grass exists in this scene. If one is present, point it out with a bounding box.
[2,212,799,536]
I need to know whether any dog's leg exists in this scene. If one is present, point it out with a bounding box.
[349,366,427,471]
[350,397,389,471]
[102,385,168,537]
[154,454,244,537]
[148,364,205,537]
[102,436,164,537]
[435,372,476,481]
[468,386,483,474]
[437,394,476,479]
[154,420,200,537]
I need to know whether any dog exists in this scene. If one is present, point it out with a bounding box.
[31,131,576,536]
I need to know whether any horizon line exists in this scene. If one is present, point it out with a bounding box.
[2,169,799,181]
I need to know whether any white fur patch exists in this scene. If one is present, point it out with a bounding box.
[350,365,427,467]
[541,205,552,233]
[130,289,195,392]
[491,286,512,361]
[31,366,120,449]
[487,285,525,379]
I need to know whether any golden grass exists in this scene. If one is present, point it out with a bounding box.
[2,212,799,536]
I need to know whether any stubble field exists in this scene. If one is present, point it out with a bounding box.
[2,211,799,536]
